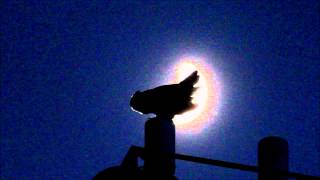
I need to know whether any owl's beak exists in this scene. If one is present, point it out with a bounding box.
[130,91,140,109]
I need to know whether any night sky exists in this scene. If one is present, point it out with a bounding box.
[1,1,319,179]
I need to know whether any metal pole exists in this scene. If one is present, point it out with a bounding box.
[258,136,289,180]
[144,117,176,178]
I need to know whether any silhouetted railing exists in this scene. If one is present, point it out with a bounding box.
[121,146,319,180]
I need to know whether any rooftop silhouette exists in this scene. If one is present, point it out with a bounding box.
[93,71,319,180]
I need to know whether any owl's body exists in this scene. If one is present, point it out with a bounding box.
[130,71,199,118]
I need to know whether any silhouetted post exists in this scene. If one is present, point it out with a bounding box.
[258,136,289,180]
[144,116,175,178]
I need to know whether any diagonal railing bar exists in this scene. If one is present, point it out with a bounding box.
[122,146,319,180]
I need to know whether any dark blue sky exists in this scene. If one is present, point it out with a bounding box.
[1,1,319,179]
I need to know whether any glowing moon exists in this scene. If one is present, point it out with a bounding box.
[169,57,221,134]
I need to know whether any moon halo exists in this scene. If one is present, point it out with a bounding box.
[168,56,221,134]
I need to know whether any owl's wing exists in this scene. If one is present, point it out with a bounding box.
[179,71,199,87]
[178,71,199,97]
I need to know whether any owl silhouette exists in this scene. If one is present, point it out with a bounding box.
[130,71,199,119]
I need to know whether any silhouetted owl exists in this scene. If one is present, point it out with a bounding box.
[130,71,199,118]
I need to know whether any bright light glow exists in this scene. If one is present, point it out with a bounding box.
[169,56,221,134]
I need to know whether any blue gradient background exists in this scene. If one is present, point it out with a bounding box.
[1,1,319,179]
